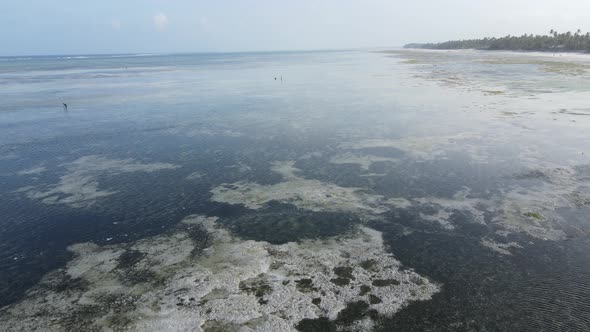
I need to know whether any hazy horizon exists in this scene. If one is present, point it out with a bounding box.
[2,0,590,56]
[0,48,375,58]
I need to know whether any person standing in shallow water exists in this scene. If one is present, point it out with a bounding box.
[63,103,68,111]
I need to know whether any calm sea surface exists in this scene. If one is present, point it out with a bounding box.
[1,50,590,331]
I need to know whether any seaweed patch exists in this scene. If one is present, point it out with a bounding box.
[16,155,180,208]
[0,215,439,331]
[210,161,401,218]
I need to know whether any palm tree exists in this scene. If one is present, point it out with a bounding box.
[404,30,590,52]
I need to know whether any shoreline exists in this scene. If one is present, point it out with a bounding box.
[381,48,590,62]
[404,47,590,55]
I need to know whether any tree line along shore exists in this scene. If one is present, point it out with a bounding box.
[405,30,590,52]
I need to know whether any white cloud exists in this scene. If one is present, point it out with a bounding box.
[198,16,211,31]
[153,13,169,30]
[110,19,121,30]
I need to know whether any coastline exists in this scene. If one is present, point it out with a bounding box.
[381,48,590,62]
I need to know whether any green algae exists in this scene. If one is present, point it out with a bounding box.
[368,294,383,304]
[330,277,350,286]
[483,90,505,95]
[333,266,355,279]
[184,224,213,256]
[116,250,145,269]
[402,59,421,64]
[524,212,544,220]
[360,259,379,272]
[120,268,160,286]
[296,317,337,332]
[295,278,318,293]
[239,276,272,304]
[359,285,371,296]
[335,300,379,326]
[50,272,88,293]
[202,320,240,332]
[330,266,355,286]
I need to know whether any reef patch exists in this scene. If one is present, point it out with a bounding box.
[15,155,179,208]
[0,215,439,331]
[329,152,399,171]
[210,161,402,218]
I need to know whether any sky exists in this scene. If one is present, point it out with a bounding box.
[2,0,590,55]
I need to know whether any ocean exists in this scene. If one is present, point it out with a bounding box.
[1,50,589,331]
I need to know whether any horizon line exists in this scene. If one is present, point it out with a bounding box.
[0,46,403,58]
